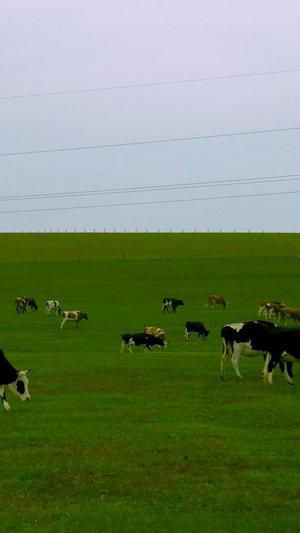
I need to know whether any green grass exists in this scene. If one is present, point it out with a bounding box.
[0,233,300,532]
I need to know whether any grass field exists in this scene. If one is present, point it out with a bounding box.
[0,233,300,532]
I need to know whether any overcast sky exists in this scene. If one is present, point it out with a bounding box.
[2,0,300,233]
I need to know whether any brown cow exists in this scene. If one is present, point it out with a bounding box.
[258,301,285,320]
[23,297,38,311]
[278,307,300,326]
[206,295,227,309]
[60,311,88,329]
[15,298,27,314]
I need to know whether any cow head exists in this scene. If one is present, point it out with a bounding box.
[8,370,31,401]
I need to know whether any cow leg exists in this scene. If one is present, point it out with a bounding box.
[220,339,232,380]
[60,318,67,329]
[283,363,294,384]
[262,353,270,377]
[185,329,190,340]
[120,341,126,354]
[128,340,134,353]
[0,388,10,411]
[264,354,280,384]
[231,345,244,379]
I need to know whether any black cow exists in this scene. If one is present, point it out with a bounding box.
[120,333,165,354]
[0,349,31,411]
[185,321,210,340]
[162,298,184,313]
[221,320,293,382]
[264,327,300,384]
[23,297,38,311]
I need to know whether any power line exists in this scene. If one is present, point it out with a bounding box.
[1,68,300,100]
[1,173,300,202]
[0,189,299,215]
[1,126,300,158]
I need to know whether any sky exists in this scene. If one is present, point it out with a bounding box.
[2,0,300,233]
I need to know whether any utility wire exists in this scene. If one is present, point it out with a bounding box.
[0,189,299,215]
[1,126,300,158]
[1,68,300,100]
[1,173,300,203]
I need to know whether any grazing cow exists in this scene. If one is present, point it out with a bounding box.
[120,333,165,353]
[263,327,300,384]
[15,297,27,314]
[258,301,285,320]
[0,349,31,411]
[185,321,210,341]
[162,298,184,313]
[206,295,227,309]
[220,320,293,382]
[60,311,88,329]
[144,327,168,347]
[46,300,61,315]
[278,307,300,326]
[23,297,38,311]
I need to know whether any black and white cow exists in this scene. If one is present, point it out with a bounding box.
[220,320,293,382]
[0,349,31,411]
[120,333,165,353]
[162,298,184,313]
[185,321,210,341]
[46,300,61,315]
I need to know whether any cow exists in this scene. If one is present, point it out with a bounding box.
[263,327,300,384]
[185,321,210,341]
[162,298,184,313]
[258,301,285,320]
[15,297,27,314]
[23,297,38,311]
[144,327,168,347]
[278,307,300,326]
[206,295,227,309]
[46,300,61,316]
[120,333,165,354]
[60,311,88,329]
[220,320,293,382]
[0,349,31,411]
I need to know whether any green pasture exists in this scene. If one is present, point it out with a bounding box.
[0,233,300,532]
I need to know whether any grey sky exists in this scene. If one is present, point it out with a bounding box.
[2,1,300,232]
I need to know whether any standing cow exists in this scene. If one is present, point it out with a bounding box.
[121,333,165,353]
[258,301,285,320]
[220,320,293,382]
[15,298,27,314]
[206,295,227,309]
[185,321,210,341]
[162,298,184,313]
[263,327,300,384]
[0,349,31,411]
[23,297,38,311]
[46,300,61,315]
[60,311,88,329]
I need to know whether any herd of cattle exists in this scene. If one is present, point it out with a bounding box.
[14,298,88,329]
[1,294,300,412]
